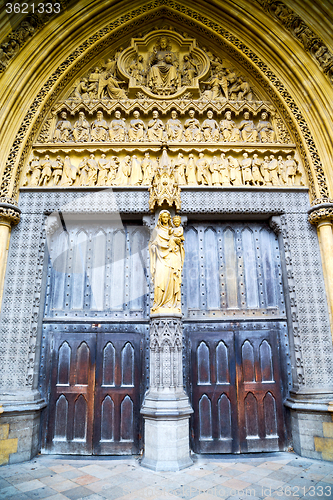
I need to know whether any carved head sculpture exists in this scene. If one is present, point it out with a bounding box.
[270,155,275,160]
[90,154,95,159]
[178,153,184,159]
[97,111,103,119]
[220,152,225,159]
[79,111,85,118]
[45,155,50,160]
[171,110,178,119]
[173,215,181,227]
[152,110,159,119]
[133,110,140,119]
[188,109,195,118]
[114,110,121,119]
[145,152,150,158]
[207,110,214,119]
[159,36,169,50]
[101,154,106,159]
[243,152,248,158]
[278,155,283,161]
[60,111,67,120]
[225,111,232,120]
[287,155,292,160]
[158,210,171,227]
[189,153,194,159]
[243,111,250,120]
[261,111,268,120]
[199,152,204,159]
[253,154,258,159]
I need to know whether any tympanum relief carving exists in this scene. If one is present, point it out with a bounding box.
[21,28,307,190]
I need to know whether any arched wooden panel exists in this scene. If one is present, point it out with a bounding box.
[76,342,90,385]
[218,394,232,439]
[110,230,126,310]
[54,395,68,440]
[129,228,147,311]
[120,396,134,441]
[224,228,238,308]
[204,228,220,309]
[102,342,115,386]
[242,227,259,308]
[245,392,259,437]
[101,395,114,442]
[73,395,87,440]
[197,341,210,384]
[71,230,88,310]
[57,341,71,385]
[242,340,255,382]
[184,227,199,310]
[264,392,278,437]
[216,341,229,384]
[121,343,134,387]
[260,340,274,382]
[91,230,106,310]
[199,395,212,440]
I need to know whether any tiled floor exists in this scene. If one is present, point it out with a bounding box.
[0,452,332,500]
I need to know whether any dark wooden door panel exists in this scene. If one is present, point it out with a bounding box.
[46,332,96,454]
[93,332,141,455]
[191,325,286,454]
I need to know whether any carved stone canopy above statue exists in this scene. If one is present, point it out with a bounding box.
[118,30,209,99]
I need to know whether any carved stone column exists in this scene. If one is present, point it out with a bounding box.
[308,202,333,341]
[0,199,21,307]
[141,316,193,471]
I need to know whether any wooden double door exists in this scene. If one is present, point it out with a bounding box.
[189,323,287,454]
[42,326,143,455]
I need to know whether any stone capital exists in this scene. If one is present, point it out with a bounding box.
[308,202,333,225]
[0,199,21,226]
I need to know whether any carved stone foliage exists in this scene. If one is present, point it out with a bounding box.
[255,0,333,85]
[23,150,305,189]
[308,203,333,225]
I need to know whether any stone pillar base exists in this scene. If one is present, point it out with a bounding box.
[141,389,193,471]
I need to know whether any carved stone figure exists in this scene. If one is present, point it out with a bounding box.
[147,36,179,94]
[257,112,276,143]
[261,156,270,184]
[201,72,226,100]
[109,111,127,141]
[202,110,220,141]
[98,71,127,100]
[60,156,77,187]
[239,111,259,142]
[268,155,280,185]
[219,153,230,185]
[87,67,101,98]
[97,154,110,186]
[141,152,155,185]
[73,78,89,100]
[240,152,253,185]
[251,154,264,185]
[76,157,89,186]
[52,156,64,186]
[229,76,253,101]
[210,156,221,186]
[147,110,165,141]
[128,55,145,85]
[182,55,199,85]
[166,110,183,141]
[149,149,181,211]
[220,111,241,142]
[128,110,146,142]
[130,155,142,185]
[184,109,201,142]
[196,152,210,185]
[86,154,98,186]
[149,210,184,314]
[53,111,72,142]
[91,111,109,142]
[73,112,90,142]
[173,153,187,185]
[228,155,242,185]
[27,156,41,187]
[115,155,131,185]
[107,156,120,185]
[285,154,298,185]
[278,155,286,184]
[39,155,53,186]
[186,153,197,185]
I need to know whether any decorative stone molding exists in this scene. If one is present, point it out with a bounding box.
[254,0,333,85]
[0,203,21,226]
[308,203,333,225]
[269,215,282,234]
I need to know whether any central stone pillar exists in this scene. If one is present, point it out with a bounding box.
[141,315,193,471]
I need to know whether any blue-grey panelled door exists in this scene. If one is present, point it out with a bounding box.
[40,221,149,455]
[182,222,288,453]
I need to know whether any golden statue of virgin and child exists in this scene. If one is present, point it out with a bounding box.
[149,211,184,315]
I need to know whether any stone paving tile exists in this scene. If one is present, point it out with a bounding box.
[0,476,11,489]
[26,486,61,499]
[97,485,126,499]
[16,479,47,492]
[41,495,69,500]
[5,493,32,500]
[72,473,101,486]
[0,485,20,498]
[60,469,87,480]
[51,479,79,492]
[6,472,34,484]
